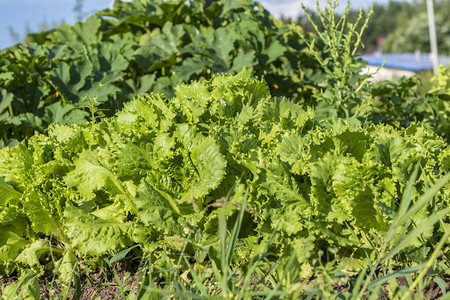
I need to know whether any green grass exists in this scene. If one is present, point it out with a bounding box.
[1,169,449,299]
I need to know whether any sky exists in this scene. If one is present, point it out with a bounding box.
[0,0,407,50]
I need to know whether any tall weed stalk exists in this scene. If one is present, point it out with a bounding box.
[296,0,376,121]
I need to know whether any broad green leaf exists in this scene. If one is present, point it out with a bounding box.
[277,134,310,175]
[64,203,132,256]
[15,239,56,267]
[332,158,392,230]
[115,143,154,184]
[0,206,20,224]
[232,50,256,72]
[77,75,121,103]
[55,250,77,284]
[172,56,211,82]
[175,81,212,122]
[0,72,14,83]
[261,38,285,64]
[23,188,63,237]
[0,176,21,206]
[0,90,14,113]
[212,27,238,68]
[310,153,338,217]
[181,137,227,204]
[64,150,125,201]
[43,102,89,125]
[135,181,182,234]
[222,0,243,14]
[50,15,102,51]
[89,41,130,73]
[135,22,184,71]
[0,225,29,264]
[125,74,156,96]
[0,143,34,190]
[91,201,127,223]
[262,159,310,211]
[49,61,93,102]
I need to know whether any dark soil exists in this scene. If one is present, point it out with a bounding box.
[1,265,449,299]
[0,260,141,300]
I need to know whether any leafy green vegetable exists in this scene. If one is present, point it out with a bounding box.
[0,71,447,277]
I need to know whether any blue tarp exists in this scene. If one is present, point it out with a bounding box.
[359,53,450,71]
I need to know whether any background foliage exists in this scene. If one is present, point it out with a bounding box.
[0,0,321,144]
[0,70,448,281]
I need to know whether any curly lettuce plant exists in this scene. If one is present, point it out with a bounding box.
[0,70,448,280]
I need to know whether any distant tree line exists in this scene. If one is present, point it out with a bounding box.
[283,0,450,55]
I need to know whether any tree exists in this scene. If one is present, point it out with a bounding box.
[290,0,449,55]
[382,0,450,55]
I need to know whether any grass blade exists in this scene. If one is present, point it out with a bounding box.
[226,189,248,267]
[218,182,238,297]
[367,264,425,289]
[109,244,139,265]
[398,173,450,226]
[381,206,450,264]
[183,256,209,297]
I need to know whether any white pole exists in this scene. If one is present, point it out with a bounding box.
[426,0,439,73]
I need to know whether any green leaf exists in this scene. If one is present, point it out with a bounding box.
[115,143,153,184]
[64,203,132,256]
[262,160,310,210]
[55,250,77,284]
[0,224,30,264]
[89,42,130,73]
[64,150,124,201]
[212,27,238,68]
[173,56,210,82]
[261,38,285,64]
[23,188,63,237]
[382,206,450,264]
[1,270,39,300]
[50,15,102,51]
[0,176,22,206]
[232,50,256,72]
[135,22,184,71]
[135,181,182,235]
[367,264,426,289]
[181,137,227,205]
[0,206,20,224]
[49,60,93,102]
[108,244,139,265]
[0,90,14,114]
[43,102,89,124]
[15,239,56,267]
[175,81,212,123]
[277,134,310,175]
[125,74,156,96]
[222,0,244,14]
[332,158,392,230]
[310,153,339,218]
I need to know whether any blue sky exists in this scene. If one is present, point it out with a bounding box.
[0,0,406,50]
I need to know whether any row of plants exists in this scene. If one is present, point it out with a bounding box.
[0,0,449,298]
[1,69,449,297]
